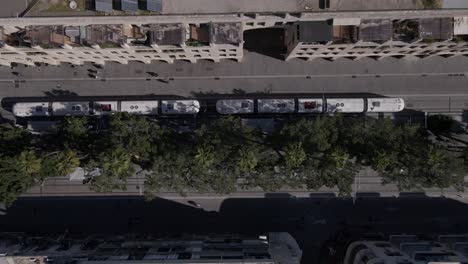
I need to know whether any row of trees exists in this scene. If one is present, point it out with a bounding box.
[1,113,467,205]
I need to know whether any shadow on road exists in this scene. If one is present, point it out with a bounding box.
[1,195,468,263]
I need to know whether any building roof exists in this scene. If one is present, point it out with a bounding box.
[121,0,138,12]
[297,21,333,43]
[359,19,393,42]
[209,22,242,44]
[419,18,453,40]
[83,25,124,46]
[454,17,468,35]
[189,24,210,43]
[333,25,358,43]
[26,25,65,48]
[146,0,163,12]
[393,19,420,42]
[95,0,113,12]
[148,24,185,45]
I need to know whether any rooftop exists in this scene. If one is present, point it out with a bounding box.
[419,17,453,40]
[359,19,393,42]
[296,21,333,43]
[209,22,243,44]
[83,24,124,47]
[393,19,420,42]
[25,25,65,48]
[95,0,113,13]
[333,25,358,43]
[147,24,185,45]
[121,0,138,13]
[454,17,468,35]
[146,0,163,12]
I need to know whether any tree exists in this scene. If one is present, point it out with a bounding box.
[317,148,357,196]
[283,142,307,169]
[58,116,90,151]
[86,146,135,193]
[39,149,80,180]
[145,150,199,196]
[0,150,42,205]
[0,125,31,156]
[104,113,162,165]
[422,0,441,9]
[194,145,216,170]
[237,146,259,173]
[273,117,339,154]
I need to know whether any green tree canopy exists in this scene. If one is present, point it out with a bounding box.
[58,116,90,151]
[103,112,163,165]
[0,125,31,156]
[0,150,42,205]
[86,146,135,193]
[39,149,80,180]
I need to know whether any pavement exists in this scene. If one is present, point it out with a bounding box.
[1,52,468,115]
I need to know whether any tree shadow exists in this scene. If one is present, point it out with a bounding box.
[392,109,426,125]
[44,89,79,99]
[428,114,467,135]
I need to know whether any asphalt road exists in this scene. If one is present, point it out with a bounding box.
[1,52,468,114]
[2,195,468,263]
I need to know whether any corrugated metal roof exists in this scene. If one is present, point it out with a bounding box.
[419,18,453,40]
[297,21,333,43]
[147,0,163,12]
[95,0,113,12]
[359,19,393,42]
[121,0,138,12]
[454,17,468,35]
